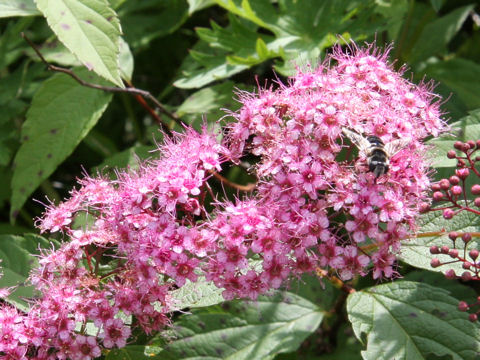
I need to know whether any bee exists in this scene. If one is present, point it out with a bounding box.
[342,128,410,178]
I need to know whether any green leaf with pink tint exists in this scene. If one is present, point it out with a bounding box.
[34,0,123,86]
[0,0,40,17]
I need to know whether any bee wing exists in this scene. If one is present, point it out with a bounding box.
[384,138,410,157]
[342,128,371,154]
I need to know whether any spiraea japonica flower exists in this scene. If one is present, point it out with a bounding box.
[222,43,447,285]
[0,43,448,358]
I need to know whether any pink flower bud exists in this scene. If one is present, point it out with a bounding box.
[439,179,450,190]
[430,258,441,268]
[449,231,459,241]
[456,168,469,179]
[432,191,444,201]
[448,249,458,258]
[469,313,478,322]
[454,141,464,150]
[449,175,460,185]
[471,184,480,195]
[469,249,479,261]
[429,245,439,254]
[447,150,457,159]
[451,185,462,196]
[443,209,454,219]
[458,301,469,311]
[445,269,456,279]
[462,233,472,243]
[462,271,472,281]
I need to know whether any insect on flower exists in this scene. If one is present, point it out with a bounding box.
[342,128,410,178]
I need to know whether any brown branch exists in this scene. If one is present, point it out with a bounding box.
[316,268,355,294]
[23,33,261,193]
[416,231,480,238]
[21,32,188,135]
[210,170,256,192]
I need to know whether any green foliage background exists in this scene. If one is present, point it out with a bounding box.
[1,0,480,358]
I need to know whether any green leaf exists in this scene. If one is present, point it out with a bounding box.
[409,5,474,64]
[347,281,480,359]
[174,59,248,89]
[176,0,384,88]
[214,0,279,31]
[428,109,480,168]
[93,144,153,174]
[34,0,123,87]
[120,0,188,50]
[0,0,40,17]
[429,0,445,12]
[404,271,477,304]
[400,210,480,275]
[105,345,163,360]
[118,36,134,81]
[187,0,215,14]
[374,0,408,40]
[0,234,43,310]
[170,277,225,310]
[161,291,325,359]
[424,58,480,111]
[31,39,81,67]
[176,81,234,115]
[11,69,112,220]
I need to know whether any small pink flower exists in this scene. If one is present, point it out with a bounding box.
[100,318,131,348]
[71,335,101,360]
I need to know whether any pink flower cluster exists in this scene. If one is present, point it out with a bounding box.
[0,44,447,358]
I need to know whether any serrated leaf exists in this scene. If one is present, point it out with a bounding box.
[105,345,163,360]
[34,0,123,87]
[409,5,474,64]
[177,0,384,88]
[161,291,325,359]
[214,0,279,31]
[11,69,112,220]
[347,281,480,359]
[400,210,480,275]
[255,37,270,60]
[0,0,40,17]
[404,271,477,304]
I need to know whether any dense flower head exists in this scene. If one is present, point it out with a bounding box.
[223,42,447,286]
[0,44,448,358]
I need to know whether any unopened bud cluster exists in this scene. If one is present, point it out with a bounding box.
[427,140,480,218]
[428,140,480,321]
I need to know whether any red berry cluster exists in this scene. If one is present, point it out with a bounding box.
[428,140,480,321]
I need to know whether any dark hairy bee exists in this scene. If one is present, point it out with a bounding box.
[342,128,410,178]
